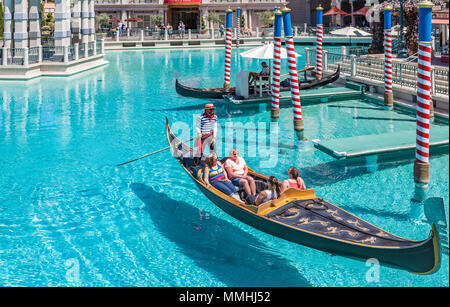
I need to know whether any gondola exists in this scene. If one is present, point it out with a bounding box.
[166,118,441,274]
[175,66,340,99]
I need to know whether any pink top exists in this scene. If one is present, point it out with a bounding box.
[287,178,306,190]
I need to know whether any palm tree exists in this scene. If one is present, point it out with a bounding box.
[97,13,110,31]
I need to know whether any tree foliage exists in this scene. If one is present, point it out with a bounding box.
[257,10,274,27]
[150,15,163,27]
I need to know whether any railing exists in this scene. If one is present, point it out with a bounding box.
[88,42,95,57]
[29,47,40,64]
[433,68,449,95]
[318,48,449,97]
[96,40,102,54]
[327,52,353,75]
[7,48,25,65]
[1,41,103,66]
[79,43,86,59]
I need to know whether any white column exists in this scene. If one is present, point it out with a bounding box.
[29,0,42,48]
[74,43,80,60]
[2,47,8,65]
[72,0,82,43]
[81,0,90,44]
[88,0,95,42]
[2,0,13,48]
[54,0,71,47]
[14,0,29,48]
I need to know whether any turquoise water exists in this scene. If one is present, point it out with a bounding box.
[0,47,448,287]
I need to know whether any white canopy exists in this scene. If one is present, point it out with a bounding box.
[330,26,372,37]
[240,43,301,59]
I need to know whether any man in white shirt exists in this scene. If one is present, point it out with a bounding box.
[224,148,256,198]
[248,61,270,85]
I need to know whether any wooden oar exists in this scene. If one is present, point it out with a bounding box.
[117,137,195,166]
[279,66,315,78]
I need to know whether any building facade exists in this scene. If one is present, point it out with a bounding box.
[94,0,289,30]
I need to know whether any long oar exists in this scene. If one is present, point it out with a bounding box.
[279,66,314,78]
[117,137,195,166]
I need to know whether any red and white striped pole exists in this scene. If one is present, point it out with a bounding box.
[223,9,233,88]
[384,5,394,108]
[271,9,283,119]
[282,6,305,140]
[315,5,324,79]
[413,1,434,202]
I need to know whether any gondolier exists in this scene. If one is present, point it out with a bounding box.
[195,103,218,157]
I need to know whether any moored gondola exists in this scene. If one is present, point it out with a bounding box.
[166,118,440,274]
[175,66,340,99]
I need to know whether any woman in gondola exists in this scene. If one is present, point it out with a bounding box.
[281,167,306,192]
[255,176,281,206]
[203,153,242,202]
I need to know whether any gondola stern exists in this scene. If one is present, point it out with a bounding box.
[409,223,441,275]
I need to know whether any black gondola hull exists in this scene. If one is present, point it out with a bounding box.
[166,119,440,275]
[175,66,340,99]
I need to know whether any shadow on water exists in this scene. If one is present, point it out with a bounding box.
[130,183,310,286]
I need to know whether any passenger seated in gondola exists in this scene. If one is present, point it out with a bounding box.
[255,176,281,206]
[280,167,306,193]
[203,153,242,202]
[248,62,270,85]
[224,149,257,199]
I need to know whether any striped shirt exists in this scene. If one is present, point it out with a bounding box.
[196,113,218,137]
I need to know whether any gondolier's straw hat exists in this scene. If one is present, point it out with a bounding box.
[205,103,215,110]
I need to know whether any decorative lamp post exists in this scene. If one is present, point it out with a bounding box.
[397,0,409,58]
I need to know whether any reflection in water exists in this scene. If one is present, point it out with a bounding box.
[131,183,310,286]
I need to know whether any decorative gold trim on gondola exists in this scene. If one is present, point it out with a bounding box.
[296,218,330,227]
[346,220,370,232]
[326,209,343,221]
[324,227,359,237]
[355,237,377,244]
[276,207,300,219]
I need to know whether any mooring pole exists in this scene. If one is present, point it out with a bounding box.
[315,5,324,79]
[413,1,434,202]
[223,8,233,88]
[271,9,283,119]
[282,6,305,140]
[384,5,394,109]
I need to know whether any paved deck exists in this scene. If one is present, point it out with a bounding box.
[228,84,363,106]
[312,125,449,159]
